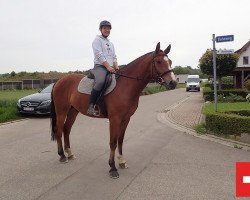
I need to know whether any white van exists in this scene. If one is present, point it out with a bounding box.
[186,75,200,92]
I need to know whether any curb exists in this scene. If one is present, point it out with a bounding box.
[157,99,250,152]
[0,118,29,126]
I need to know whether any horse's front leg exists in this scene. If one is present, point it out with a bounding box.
[117,117,130,169]
[108,118,121,179]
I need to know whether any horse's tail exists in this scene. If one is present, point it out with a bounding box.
[50,85,57,141]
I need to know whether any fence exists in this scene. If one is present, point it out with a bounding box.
[0,79,58,90]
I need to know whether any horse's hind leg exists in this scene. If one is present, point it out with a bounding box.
[56,114,68,163]
[63,107,79,160]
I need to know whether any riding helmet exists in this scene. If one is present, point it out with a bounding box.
[99,20,112,29]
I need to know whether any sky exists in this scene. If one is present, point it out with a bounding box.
[0,0,249,74]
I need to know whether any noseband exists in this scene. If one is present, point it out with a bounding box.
[114,53,172,84]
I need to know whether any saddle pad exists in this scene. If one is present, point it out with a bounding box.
[77,74,116,95]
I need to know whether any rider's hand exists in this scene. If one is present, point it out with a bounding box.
[107,66,115,73]
[113,62,119,71]
[114,66,119,71]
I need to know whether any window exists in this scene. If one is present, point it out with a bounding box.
[243,56,249,65]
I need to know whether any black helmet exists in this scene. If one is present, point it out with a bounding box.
[99,20,112,29]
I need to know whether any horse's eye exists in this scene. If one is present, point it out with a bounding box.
[156,61,161,64]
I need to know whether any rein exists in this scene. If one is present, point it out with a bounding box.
[113,54,172,84]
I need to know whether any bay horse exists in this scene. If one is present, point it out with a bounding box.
[50,42,177,179]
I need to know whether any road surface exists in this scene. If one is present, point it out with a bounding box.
[0,89,248,200]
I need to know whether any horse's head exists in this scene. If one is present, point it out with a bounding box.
[152,42,177,90]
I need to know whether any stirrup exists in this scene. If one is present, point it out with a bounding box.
[87,104,100,116]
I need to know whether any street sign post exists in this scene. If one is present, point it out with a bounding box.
[212,34,234,112]
[212,34,218,112]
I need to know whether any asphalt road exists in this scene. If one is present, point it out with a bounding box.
[0,89,249,200]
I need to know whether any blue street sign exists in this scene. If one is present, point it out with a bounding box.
[216,35,234,43]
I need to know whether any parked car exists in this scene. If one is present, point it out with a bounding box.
[17,83,54,115]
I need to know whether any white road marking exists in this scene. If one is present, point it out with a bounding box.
[243,176,250,183]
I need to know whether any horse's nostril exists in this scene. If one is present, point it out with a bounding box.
[169,80,177,89]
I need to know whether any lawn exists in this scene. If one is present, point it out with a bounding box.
[0,89,37,100]
[203,102,250,114]
[0,89,38,123]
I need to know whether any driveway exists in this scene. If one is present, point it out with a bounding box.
[0,89,248,200]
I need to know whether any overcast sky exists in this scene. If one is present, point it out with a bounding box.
[0,0,249,74]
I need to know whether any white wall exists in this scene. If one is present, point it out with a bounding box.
[237,47,250,68]
[176,74,188,84]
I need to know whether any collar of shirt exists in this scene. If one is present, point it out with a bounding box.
[98,35,110,41]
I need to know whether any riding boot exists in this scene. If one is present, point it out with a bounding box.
[87,89,101,116]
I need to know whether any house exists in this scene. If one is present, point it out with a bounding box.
[233,40,250,88]
[175,74,188,84]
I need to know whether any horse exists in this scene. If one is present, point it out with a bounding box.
[50,42,177,179]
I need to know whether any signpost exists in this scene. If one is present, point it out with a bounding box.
[212,34,234,112]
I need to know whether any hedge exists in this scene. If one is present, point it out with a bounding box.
[203,83,234,90]
[205,111,250,135]
[225,110,250,117]
[203,89,248,101]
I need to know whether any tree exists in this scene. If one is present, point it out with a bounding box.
[10,71,16,77]
[199,50,239,89]
[172,66,189,74]
[172,66,207,78]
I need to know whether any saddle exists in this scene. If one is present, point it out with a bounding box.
[78,72,116,117]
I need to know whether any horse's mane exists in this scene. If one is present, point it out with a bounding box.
[119,51,154,72]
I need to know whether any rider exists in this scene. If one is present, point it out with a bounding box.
[87,20,119,115]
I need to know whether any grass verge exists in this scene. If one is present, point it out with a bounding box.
[193,123,206,134]
[0,89,38,123]
[203,102,250,114]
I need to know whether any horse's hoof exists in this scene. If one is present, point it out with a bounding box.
[68,154,76,160]
[109,171,119,179]
[59,157,68,163]
[119,162,128,169]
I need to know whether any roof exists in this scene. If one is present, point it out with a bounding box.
[235,40,250,54]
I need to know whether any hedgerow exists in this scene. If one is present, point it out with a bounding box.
[205,111,250,135]
[203,89,248,102]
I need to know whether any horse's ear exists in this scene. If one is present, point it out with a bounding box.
[155,42,160,54]
[164,44,171,55]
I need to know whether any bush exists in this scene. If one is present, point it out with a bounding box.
[0,100,22,123]
[221,84,234,90]
[206,111,250,135]
[141,84,166,95]
[203,89,248,102]
[246,93,250,102]
[225,110,250,117]
[244,79,250,91]
[205,83,234,90]
[218,93,246,103]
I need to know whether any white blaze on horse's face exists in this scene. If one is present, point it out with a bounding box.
[164,56,176,81]
[164,56,170,64]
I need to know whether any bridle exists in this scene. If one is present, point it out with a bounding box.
[113,53,173,84]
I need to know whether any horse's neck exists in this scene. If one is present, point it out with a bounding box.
[117,56,152,97]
